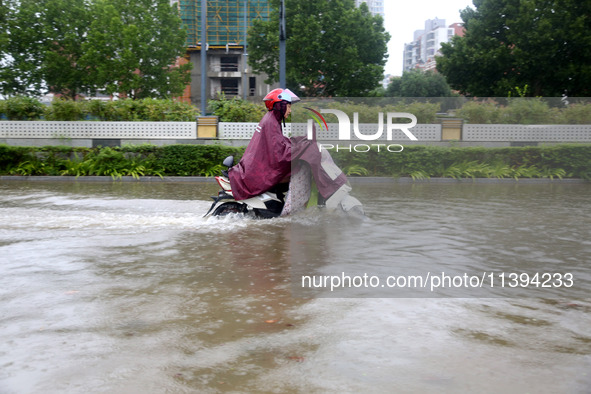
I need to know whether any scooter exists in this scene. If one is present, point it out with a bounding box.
[203,155,365,219]
[203,156,287,219]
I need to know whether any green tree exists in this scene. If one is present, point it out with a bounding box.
[248,0,390,96]
[0,0,46,96]
[0,0,190,99]
[0,0,11,93]
[436,0,591,97]
[41,0,94,99]
[386,70,453,97]
[0,0,93,98]
[80,0,191,99]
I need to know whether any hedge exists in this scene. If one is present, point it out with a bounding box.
[3,96,591,124]
[289,98,591,125]
[0,144,589,180]
[0,97,200,121]
[0,144,245,178]
[331,144,591,180]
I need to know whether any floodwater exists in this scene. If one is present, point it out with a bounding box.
[0,179,590,393]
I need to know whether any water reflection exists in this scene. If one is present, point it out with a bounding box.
[0,180,589,393]
[292,182,590,298]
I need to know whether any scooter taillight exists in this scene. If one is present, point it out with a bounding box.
[215,176,232,192]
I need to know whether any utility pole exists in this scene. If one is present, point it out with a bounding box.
[243,0,248,100]
[279,0,286,89]
[200,0,207,114]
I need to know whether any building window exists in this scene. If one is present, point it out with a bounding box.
[220,56,238,72]
[249,77,256,96]
[221,79,239,96]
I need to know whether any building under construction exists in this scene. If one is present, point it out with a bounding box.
[178,0,278,106]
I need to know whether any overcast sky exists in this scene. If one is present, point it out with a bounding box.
[382,0,475,76]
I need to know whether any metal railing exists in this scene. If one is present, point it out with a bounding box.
[210,63,240,73]
[215,87,239,97]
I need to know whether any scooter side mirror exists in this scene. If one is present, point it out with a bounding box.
[222,156,234,168]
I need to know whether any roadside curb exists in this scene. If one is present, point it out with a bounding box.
[1,175,588,184]
[0,175,217,182]
[347,177,589,184]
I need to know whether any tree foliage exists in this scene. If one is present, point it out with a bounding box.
[436,0,591,97]
[80,0,191,99]
[247,0,390,97]
[42,0,93,100]
[0,0,191,99]
[386,70,453,97]
[0,0,46,96]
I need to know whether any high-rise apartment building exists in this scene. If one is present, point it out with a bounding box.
[402,18,464,72]
[355,0,384,18]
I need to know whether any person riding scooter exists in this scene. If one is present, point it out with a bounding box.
[227,88,363,217]
[227,88,296,203]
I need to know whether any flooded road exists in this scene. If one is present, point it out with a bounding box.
[1,180,590,393]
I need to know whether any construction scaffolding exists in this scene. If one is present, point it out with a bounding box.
[180,0,270,47]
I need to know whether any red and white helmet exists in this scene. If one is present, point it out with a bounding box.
[263,88,300,111]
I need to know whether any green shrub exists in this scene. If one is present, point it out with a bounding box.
[498,98,556,125]
[84,100,109,120]
[155,144,244,176]
[0,143,588,180]
[159,99,201,122]
[44,98,87,121]
[0,96,45,120]
[87,98,200,122]
[455,99,591,125]
[329,144,591,179]
[291,100,440,124]
[0,145,34,173]
[400,101,440,124]
[207,94,266,122]
[456,100,501,124]
[112,98,200,122]
[0,98,200,122]
[561,103,591,125]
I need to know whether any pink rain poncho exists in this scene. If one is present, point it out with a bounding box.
[228,110,291,201]
[228,109,348,202]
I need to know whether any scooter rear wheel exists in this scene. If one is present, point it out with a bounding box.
[212,202,247,216]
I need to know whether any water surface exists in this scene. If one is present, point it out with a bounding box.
[0,180,590,393]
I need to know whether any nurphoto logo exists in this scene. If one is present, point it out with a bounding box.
[304,108,418,153]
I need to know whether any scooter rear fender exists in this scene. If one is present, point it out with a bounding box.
[241,192,280,210]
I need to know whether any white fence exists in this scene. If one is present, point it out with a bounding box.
[463,124,591,142]
[1,121,590,142]
[218,123,442,141]
[0,121,196,139]
[218,123,591,142]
